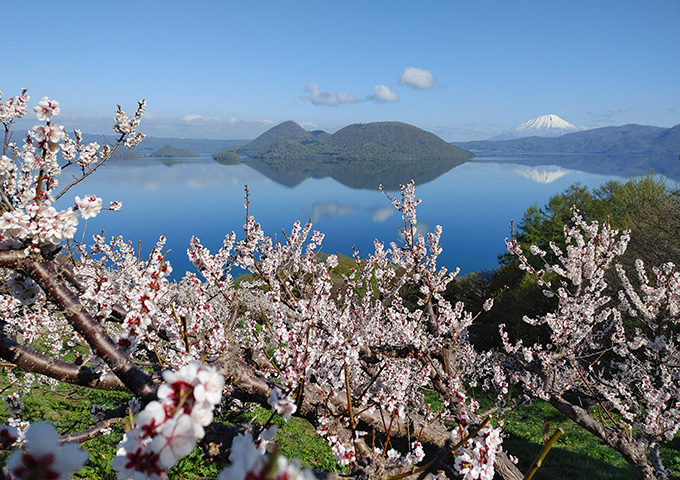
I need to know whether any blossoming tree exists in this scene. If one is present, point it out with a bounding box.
[502,211,680,480]
[0,89,524,479]
[2,87,676,480]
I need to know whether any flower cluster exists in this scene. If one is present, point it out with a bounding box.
[75,194,103,220]
[76,234,230,369]
[114,100,146,147]
[112,361,224,479]
[452,425,502,480]
[267,388,297,421]
[503,208,680,475]
[0,88,29,124]
[0,89,139,252]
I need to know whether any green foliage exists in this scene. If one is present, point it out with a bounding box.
[507,174,680,269]
[484,174,680,352]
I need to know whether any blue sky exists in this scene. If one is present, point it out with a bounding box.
[3,0,679,141]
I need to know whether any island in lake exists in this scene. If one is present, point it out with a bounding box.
[152,145,199,158]
[216,120,474,163]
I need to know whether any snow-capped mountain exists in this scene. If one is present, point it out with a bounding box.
[492,114,581,140]
[515,114,576,131]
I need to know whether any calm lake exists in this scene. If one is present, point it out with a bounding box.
[64,154,677,280]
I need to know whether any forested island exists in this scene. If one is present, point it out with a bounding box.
[227,120,474,162]
[151,144,199,158]
[212,149,241,164]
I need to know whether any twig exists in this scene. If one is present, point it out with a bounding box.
[524,427,564,480]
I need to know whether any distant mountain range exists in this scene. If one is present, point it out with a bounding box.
[79,118,678,162]
[223,120,474,162]
[80,133,246,156]
[492,114,581,140]
[453,123,680,155]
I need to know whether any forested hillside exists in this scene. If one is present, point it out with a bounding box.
[233,120,474,162]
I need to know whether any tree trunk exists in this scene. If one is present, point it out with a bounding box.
[549,397,657,480]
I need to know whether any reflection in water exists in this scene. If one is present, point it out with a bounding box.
[513,165,572,184]
[244,157,463,190]
[67,153,673,279]
[311,202,357,223]
[477,153,680,182]
[371,206,395,223]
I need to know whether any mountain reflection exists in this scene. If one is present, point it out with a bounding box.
[513,165,572,184]
[238,157,463,190]
[475,154,680,182]
[210,153,680,190]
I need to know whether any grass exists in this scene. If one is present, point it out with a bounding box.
[501,400,635,480]
[228,405,341,473]
[1,373,678,479]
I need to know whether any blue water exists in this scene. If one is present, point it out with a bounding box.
[60,155,632,279]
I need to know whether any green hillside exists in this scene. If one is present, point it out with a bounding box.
[238,120,315,156]
[235,121,474,163]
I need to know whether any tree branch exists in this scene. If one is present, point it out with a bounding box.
[58,417,123,445]
[219,346,524,480]
[23,258,157,404]
[0,335,131,391]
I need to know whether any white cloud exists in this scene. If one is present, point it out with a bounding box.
[399,66,434,89]
[300,83,359,106]
[182,114,220,123]
[299,120,321,131]
[371,84,399,103]
[139,114,275,138]
[226,116,275,128]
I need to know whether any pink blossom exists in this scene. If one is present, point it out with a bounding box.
[0,89,29,123]
[268,388,297,421]
[0,425,18,449]
[33,97,60,121]
[6,422,87,480]
[0,155,14,181]
[31,124,65,144]
[217,432,317,480]
[77,142,99,167]
[150,414,197,470]
[113,362,224,479]
[75,195,103,220]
